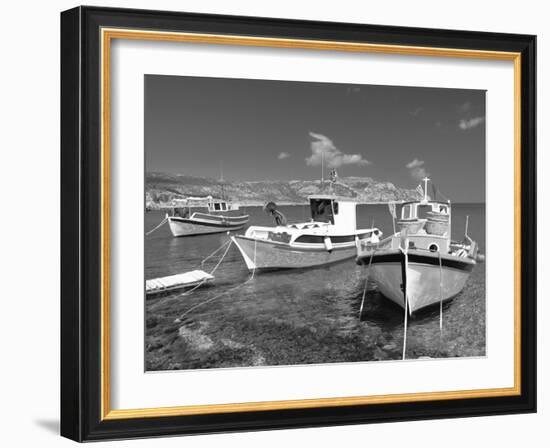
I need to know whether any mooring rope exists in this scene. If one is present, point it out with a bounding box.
[435,189,451,202]
[179,239,233,297]
[249,239,257,281]
[145,216,168,236]
[438,251,443,332]
[174,237,258,322]
[437,251,444,357]
[401,248,409,361]
[359,249,375,319]
[200,239,232,269]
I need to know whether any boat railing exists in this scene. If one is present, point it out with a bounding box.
[356,234,393,254]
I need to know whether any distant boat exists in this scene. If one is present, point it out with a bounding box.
[356,177,482,313]
[167,196,249,237]
[231,195,382,271]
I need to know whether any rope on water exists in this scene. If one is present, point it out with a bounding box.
[145,216,168,236]
[200,239,232,268]
[174,237,258,323]
[179,239,233,297]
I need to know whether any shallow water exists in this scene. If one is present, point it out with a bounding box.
[145,203,486,371]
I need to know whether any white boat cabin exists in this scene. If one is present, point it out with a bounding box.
[171,195,238,216]
[392,199,452,253]
[244,194,380,247]
[244,195,382,252]
[307,195,358,233]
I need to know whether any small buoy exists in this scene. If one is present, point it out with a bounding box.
[174,318,181,323]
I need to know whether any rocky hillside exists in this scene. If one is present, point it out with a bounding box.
[145,172,421,209]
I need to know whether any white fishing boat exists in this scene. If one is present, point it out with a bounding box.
[356,178,482,313]
[167,196,249,237]
[231,195,382,271]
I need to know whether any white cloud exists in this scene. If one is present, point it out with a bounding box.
[459,116,485,130]
[406,158,424,169]
[305,132,371,168]
[409,107,424,117]
[406,158,428,181]
[457,101,472,113]
[277,152,290,160]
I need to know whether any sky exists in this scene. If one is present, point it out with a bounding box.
[145,75,486,202]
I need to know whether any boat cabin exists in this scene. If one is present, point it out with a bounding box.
[209,198,229,212]
[308,195,358,233]
[396,199,452,253]
[172,196,234,217]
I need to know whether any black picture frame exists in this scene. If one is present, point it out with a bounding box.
[61,5,536,442]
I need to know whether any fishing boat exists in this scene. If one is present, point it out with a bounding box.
[356,178,482,313]
[231,195,382,271]
[167,196,249,237]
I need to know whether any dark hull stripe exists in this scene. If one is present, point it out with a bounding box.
[358,251,474,272]
[294,232,372,244]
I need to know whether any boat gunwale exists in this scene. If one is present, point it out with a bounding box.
[168,216,249,228]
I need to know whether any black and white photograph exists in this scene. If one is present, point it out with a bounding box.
[144,75,486,371]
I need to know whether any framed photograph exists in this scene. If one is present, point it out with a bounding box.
[60,6,536,441]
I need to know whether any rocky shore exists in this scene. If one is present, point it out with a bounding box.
[146,172,422,210]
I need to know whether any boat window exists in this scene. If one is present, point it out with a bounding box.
[330,235,356,243]
[438,205,448,214]
[310,199,335,224]
[417,205,432,219]
[220,202,227,211]
[401,204,415,220]
[295,235,325,244]
[213,203,221,211]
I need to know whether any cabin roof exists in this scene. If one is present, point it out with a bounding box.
[402,199,450,206]
[174,196,227,203]
[307,195,357,202]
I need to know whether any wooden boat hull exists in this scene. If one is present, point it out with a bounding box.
[358,250,475,313]
[167,215,248,237]
[232,235,357,271]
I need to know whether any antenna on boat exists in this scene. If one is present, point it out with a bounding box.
[422,177,430,202]
[321,151,325,189]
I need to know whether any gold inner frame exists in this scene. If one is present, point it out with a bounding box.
[100,28,522,421]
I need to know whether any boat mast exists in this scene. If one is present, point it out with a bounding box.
[219,161,226,201]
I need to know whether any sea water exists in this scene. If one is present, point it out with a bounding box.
[145,203,486,370]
